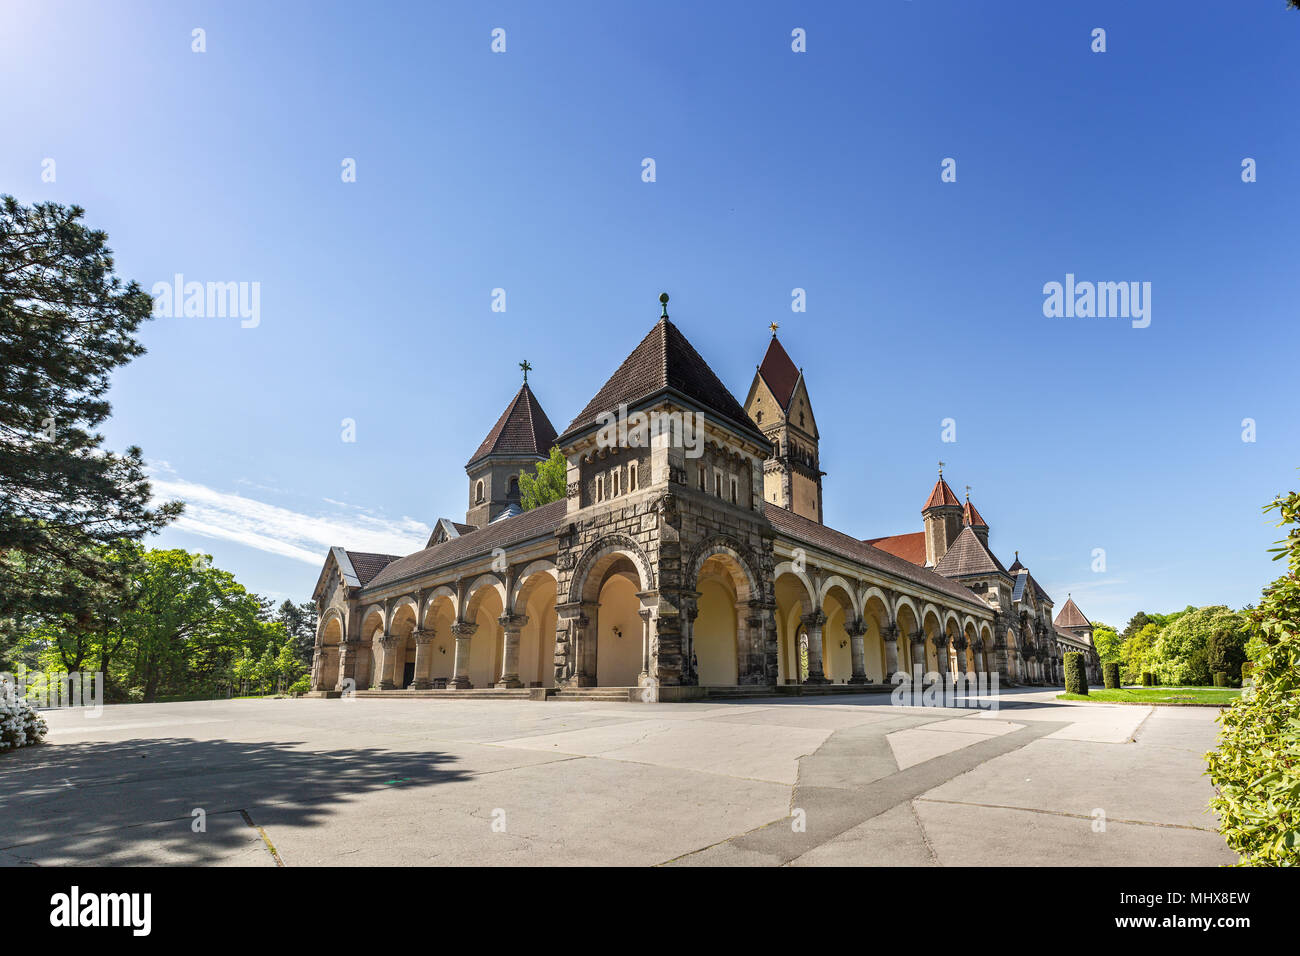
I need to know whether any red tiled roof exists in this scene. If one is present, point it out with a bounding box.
[558,317,766,447]
[764,503,987,611]
[467,384,558,468]
[962,498,988,528]
[1054,596,1091,629]
[363,499,569,592]
[863,531,926,566]
[757,335,800,411]
[345,551,400,586]
[924,478,961,510]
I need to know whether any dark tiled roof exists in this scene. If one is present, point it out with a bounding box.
[934,526,1008,578]
[763,503,987,611]
[1007,553,1025,573]
[467,384,558,468]
[345,551,400,586]
[364,499,568,592]
[758,335,800,411]
[558,317,766,447]
[452,522,477,535]
[863,531,926,566]
[1055,596,1090,629]
[962,498,988,528]
[924,478,961,510]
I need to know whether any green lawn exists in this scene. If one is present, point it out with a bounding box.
[1057,686,1242,706]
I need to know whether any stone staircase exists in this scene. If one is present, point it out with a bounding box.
[546,686,639,703]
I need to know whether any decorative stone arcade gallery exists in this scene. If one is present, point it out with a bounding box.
[310,300,1101,698]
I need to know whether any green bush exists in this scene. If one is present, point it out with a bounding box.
[1103,662,1120,689]
[1206,488,1300,865]
[1213,671,1229,687]
[1141,671,1154,686]
[288,675,311,696]
[1064,652,1087,695]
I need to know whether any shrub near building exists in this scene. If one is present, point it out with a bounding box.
[1064,652,1088,695]
[1103,661,1120,689]
[1206,487,1300,866]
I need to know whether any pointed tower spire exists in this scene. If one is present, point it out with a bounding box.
[743,322,824,522]
[923,472,963,566]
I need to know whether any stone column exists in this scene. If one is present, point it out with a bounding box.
[496,613,528,688]
[741,610,765,685]
[931,631,950,680]
[337,641,357,692]
[847,618,868,684]
[638,608,654,685]
[374,636,397,689]
[882,623,900,681]
[910,629,927,675]
[411,628,434,689]
[681,595,700,686]
[448,621,477,689]
[953,635,968,679]
[802,610,828,684]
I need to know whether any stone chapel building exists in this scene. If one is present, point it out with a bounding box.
[309,298,1100,699]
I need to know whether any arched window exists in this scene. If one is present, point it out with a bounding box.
[629,461,638,492]
[508,475,519,498]
[474,480,485,504]
[596,475,605,502]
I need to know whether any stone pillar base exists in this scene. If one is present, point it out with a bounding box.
[378,679,395,690]
[495,676,524,689]
[411,679,432,690]
[848,675,870,685]
[447,677,473,689]
[804,675,829,685]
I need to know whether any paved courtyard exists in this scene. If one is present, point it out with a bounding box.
[0,689,1234,866]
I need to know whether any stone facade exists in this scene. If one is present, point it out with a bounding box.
[308,309,1095,697]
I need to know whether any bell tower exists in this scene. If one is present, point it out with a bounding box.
[923,466,963,566]
[743,324,824,522]
[464,363,558,528]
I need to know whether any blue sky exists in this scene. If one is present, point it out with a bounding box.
[3,0,1296,628]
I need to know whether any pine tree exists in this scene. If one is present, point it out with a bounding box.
[0,197,181,634]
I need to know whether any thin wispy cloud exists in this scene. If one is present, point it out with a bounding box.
[148,469,429,566]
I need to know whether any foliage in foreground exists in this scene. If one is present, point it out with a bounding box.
[0,678,47,750]
[1206,487,1300,866]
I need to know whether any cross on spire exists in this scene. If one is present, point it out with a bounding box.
[519,359,531,384]
[965,484,971,500]
[938,461,945,478]
[769,321,779,336]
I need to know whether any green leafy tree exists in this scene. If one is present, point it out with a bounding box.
[1207,627,1248,684]
[518,445,567,511]
[1120,622,1159,684]
[1152,606,1248,686]
[275,599,318,669]
[1090,622,1122,664]
[1121,611,1152,640]
[0,197,181,635]
[1207,486,1300,865]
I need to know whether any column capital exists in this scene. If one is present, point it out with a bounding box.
[451,621,479,638]
[498,612,529,631]
[846,617,868,638]
[801,609,826,630]
[882,623,899,642]
[413,628,433,646]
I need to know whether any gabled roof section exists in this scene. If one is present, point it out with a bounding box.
[757,335,800,411]
[863,531,926,567]
[467,383,558,468]
[933,526,1008,578]
[344,550,400,586]
[764,504,988,612]
[558,316,767,447]
[1055,596,1091,629]
[962,497,988,528]
[424,518,480,549]
[1008,552,1025,573]
[364,499,568,592]
[924,477,962,510]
